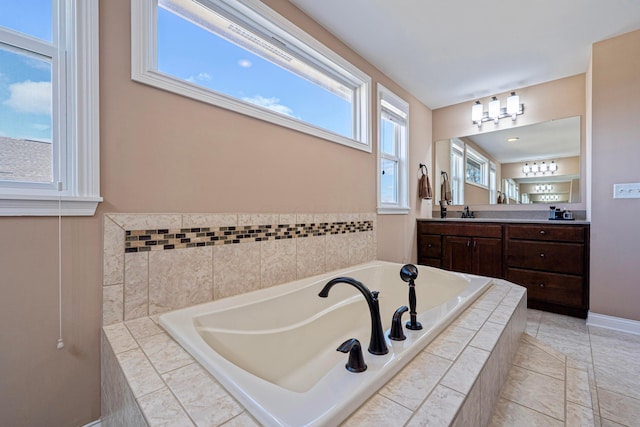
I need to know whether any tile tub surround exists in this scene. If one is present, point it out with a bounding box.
[103,213,377,325]
[102,279,528,426]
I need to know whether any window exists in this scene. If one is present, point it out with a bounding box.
[131,0,371,152]
[465,146,488,187]
[450,139,464,205]
[0,0,101,216]
[503,178,518,204]
[489,162,497,204]
[377,84,409,214]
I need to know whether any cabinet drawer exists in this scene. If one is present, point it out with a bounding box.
[418,235,441,258]
[506,268,584,308]
[420,222,502,238]
[507,224,585,243]
[506,241,584,274]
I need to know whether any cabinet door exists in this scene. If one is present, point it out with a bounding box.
[443,236,473,274]
[472,237,503,278]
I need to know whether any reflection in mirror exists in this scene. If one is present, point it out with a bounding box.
[434,116,580,205]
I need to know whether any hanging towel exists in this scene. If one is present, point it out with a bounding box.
[418,164,433,200]
[441,171,452,203]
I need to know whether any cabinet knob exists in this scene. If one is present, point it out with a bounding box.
[539,283,545,288]
[428,244,432,248]
[540,230,546,235]
[540,253,545,258]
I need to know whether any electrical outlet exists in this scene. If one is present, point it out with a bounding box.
[613,183,640,199]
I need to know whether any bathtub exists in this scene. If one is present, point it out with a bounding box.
[159,260,492,426]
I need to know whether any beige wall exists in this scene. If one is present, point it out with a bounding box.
[0,1,432,425]
[432,74,587,211]
[590,29,640,321]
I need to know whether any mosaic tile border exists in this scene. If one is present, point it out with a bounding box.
[124,221,374,253]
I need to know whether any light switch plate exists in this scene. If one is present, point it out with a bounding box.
[613,182,640,199]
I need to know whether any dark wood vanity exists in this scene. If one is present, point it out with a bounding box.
[417,219,590,318]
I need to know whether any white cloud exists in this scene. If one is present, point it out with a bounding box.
[186,72,212,83]
[238,59,252,68]
[3,81,52,115]
[242,95,295,117]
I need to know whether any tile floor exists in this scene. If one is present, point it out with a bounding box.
[491,309,640,427]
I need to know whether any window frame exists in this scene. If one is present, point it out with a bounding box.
[131,0,372,152]
[377,84,409,214]
[450,139,465,205]
[465,145,489,188]
[0,0,101,216]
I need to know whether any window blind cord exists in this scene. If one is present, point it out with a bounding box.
[57,181,64,351]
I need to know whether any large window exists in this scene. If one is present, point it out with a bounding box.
[0,0,101,215]
[132,0,371,151]
[377,84,409,214]
[489,161,497,204]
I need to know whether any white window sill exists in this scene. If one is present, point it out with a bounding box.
[377,207,410,215]
[0,195,103,216]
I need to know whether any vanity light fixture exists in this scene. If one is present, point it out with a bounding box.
[488,97,501,123]
[471,92,524,128]
[523,160,558,176]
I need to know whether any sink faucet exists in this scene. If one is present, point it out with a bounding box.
[319,277,388,355]
[461,205,474,218]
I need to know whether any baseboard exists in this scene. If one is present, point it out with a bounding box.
[82,419,101,427]
[587,311,640,336]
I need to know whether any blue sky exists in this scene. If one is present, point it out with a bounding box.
[0,1,352,141]
[0,0,52,142]
[157,7,352,138]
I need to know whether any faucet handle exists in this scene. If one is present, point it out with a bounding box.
[389,306,409,341]
[337,338,367,373]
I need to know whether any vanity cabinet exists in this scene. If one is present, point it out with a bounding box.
[417,220,590,318]
[417,221,503,277]
[505,223,590,318]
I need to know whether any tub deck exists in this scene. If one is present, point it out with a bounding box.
[102,275,530,426]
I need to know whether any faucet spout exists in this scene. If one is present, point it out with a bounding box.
[319,277,389,355]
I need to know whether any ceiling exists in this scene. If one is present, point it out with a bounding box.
[466,115,581,164]
[287,0,640,109]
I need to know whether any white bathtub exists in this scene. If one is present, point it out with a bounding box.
[159,260,492,426]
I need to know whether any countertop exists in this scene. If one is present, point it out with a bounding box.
[419,217,591,225]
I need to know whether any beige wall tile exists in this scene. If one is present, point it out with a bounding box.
[104,216,124,285]
[103,284,123,326]
[296,213,315,225]
[137,387,195,427]
[296,235,326,279]
[325,233,350,271]
[181,213,237,228]
[238,213,278,227]
[441,346,489,395]
[278,213,296,225]
[470,320,505,352]
[261,238,296,288]
[221,413,261,426]
[349,231,369,266]
[480,349,502,427]
[148,246,213,314]
[107,213,182,230]
[213,241,261,299]
[453,379,481,427]
[124,252,148,320]
[452,307,491,331]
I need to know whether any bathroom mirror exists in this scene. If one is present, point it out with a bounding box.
[434,116,581,205]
